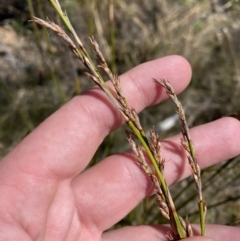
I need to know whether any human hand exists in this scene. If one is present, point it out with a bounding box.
[0,56,239,241]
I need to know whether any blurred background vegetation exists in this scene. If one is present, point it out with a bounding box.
[0,0,240,230]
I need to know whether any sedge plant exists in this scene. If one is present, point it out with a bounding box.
[32,0,207,239]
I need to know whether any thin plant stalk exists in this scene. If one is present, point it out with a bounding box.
[32,1,207,239]
[27,0,66,103]
[37,0,66,102]
[108,0,116,72]
[155,79,206,236]
[0,79,34,132]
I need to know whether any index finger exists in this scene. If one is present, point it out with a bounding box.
[1,56,192,179]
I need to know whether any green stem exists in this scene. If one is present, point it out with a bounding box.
[48,0,73,33]
[128,120,186,239]
[199,201,205,235]
[37,0,66,103]
[108,0,116,72]
[0,80,34,131]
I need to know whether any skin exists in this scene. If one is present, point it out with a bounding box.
[0,56,239,241]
